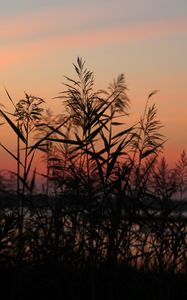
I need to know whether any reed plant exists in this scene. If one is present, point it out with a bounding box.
[33,57,166,267]
[0,58,186,300]
[0,92,45,262]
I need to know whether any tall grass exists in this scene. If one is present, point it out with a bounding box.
[0,92,45,262]
[0,58,186,280]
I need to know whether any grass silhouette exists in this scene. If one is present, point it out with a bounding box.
[0,57,186,299]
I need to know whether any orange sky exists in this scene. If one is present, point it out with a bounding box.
[0,0,187,172]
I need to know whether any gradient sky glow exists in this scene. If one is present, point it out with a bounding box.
[0,0,187,170]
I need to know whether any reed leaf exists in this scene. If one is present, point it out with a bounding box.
[24,152,35,181]
[28,117,70,155]
[0,110,26,143]
[0,143,23,166]
[4,88,16,110]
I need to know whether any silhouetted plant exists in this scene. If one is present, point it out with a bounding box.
[0,91,45,262]
[38,57,167,267]
[0,57,186,283]
[34,108,66,196]
[175,150,187,200]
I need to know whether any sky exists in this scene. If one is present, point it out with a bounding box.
[0,0,187,172]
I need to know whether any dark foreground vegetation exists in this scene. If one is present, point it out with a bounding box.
[1,263,187,300]
[0,58,187,299]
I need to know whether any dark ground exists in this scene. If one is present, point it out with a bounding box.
[1,262,187,300]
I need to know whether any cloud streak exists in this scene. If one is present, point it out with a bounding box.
[0,17,187,67]
[0,5,108,41]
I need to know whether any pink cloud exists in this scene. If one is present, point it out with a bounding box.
[0,6,106,40]
[0,18,186,67]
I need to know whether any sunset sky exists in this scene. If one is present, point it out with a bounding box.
[0,0,187,171]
